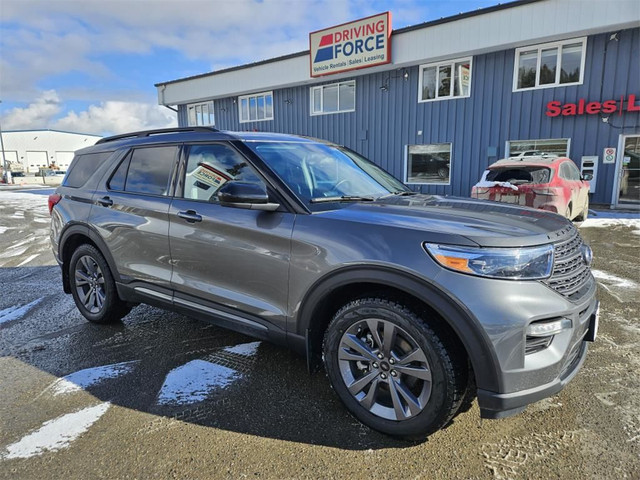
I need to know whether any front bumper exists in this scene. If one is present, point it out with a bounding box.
[477,300,599,419]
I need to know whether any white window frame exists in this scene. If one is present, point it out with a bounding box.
[187,101,215,126]
[310,80,356,116]
[418,57,473,103]
[512,37,587,92]
[238,91,274,123]
[404,143,452,186]
[505,138,571,158]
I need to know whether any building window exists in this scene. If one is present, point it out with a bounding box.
[310,80,356,115]
[405,143,451,184]
[506,138,570,158]
[513,38,586,91]
[187,101,215,126]
[419,58,472,102]
[239,92,274,123]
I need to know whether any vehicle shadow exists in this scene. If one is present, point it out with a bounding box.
[0,266,428,450]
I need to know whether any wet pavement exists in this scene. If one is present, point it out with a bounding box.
[0,189,639,479]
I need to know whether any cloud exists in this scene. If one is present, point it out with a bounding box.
[3,90,176,136]
[2,90,63,130]
[54,101,177,135]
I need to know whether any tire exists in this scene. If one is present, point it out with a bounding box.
[565,203,572,220]
[323,297,467,439]
[437,167,449,180]
[574,199,589,224]
[69,244,131,324]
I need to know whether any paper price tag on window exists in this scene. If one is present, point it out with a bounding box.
[603,147,616,164]
[193,165,229,189]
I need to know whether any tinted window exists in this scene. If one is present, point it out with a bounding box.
[183,144,263,202]
[124,146,177,196]
[63,152,113,188]
[108,152,131,191]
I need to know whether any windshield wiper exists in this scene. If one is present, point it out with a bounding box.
[378,190,418,199]
[310,195,376,204]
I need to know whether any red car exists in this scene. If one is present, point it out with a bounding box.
[471,155,591,221]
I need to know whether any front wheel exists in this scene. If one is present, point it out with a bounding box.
[323,298,467,438]
[69,244,130,324]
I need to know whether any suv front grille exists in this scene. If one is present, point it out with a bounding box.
[544,231,593,302]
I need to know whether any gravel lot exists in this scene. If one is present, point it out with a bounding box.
[0,188,638,479]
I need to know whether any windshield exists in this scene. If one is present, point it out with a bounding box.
[245,141,409,208]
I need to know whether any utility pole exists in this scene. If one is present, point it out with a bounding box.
[0,100,11,184]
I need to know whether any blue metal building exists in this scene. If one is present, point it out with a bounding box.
[156,0,640,208]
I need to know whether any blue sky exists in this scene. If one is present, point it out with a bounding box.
[1,0,499,135]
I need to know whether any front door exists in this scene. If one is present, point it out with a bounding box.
[616,135,640,206]
[168,142,293,333]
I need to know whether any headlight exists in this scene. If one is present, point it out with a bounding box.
[424,243,554,280]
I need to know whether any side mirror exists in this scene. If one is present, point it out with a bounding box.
[582,173,593,181]
[217,181,280,211]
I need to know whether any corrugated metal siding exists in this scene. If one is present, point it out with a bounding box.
[178,27,639,205]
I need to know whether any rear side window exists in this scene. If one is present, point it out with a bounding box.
[108,146,178,196]
[63,152,113,188]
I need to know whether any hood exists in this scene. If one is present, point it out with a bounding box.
[315,194,575,247]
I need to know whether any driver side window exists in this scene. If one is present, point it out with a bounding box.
[183,144,263,202]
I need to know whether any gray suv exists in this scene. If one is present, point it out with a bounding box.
[49,127,598,438]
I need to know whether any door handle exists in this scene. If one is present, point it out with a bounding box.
[177,210,202,223]
[97,196,113,207]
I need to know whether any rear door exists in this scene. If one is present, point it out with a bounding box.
[90,145,179,289]
[168,142,293,333]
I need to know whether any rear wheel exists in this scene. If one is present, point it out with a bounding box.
[69,244,130,324]
[323,298,467,439]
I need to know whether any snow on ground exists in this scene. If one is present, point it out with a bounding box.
[156,360,240,406]
[1,403,110,459]
[0,297,45,325]
[223,341,261,356]
[47,361,140,396]
[0,190,51,214]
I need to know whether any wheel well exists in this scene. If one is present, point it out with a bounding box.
[60,233,98,293]
[307,282,472,382]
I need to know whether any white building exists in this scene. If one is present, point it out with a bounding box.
[1,130,102,173]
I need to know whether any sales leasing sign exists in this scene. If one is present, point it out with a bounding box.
[309,12,391,77]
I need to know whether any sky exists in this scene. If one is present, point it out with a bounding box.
[0,0,499,136]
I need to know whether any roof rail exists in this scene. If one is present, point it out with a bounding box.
[96,127,220,144]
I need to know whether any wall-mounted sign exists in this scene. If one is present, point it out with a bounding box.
[309,12,391,78]
[603,147,616,164]
[545,94,640,117]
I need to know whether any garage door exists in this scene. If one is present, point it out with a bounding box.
[55,151,75,171]
[26,151,48,173]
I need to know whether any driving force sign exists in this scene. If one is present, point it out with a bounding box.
[309,12,391,78]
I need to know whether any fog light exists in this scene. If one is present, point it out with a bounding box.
[527,318,572,337]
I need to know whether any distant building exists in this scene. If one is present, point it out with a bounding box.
[1,130,102,173]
